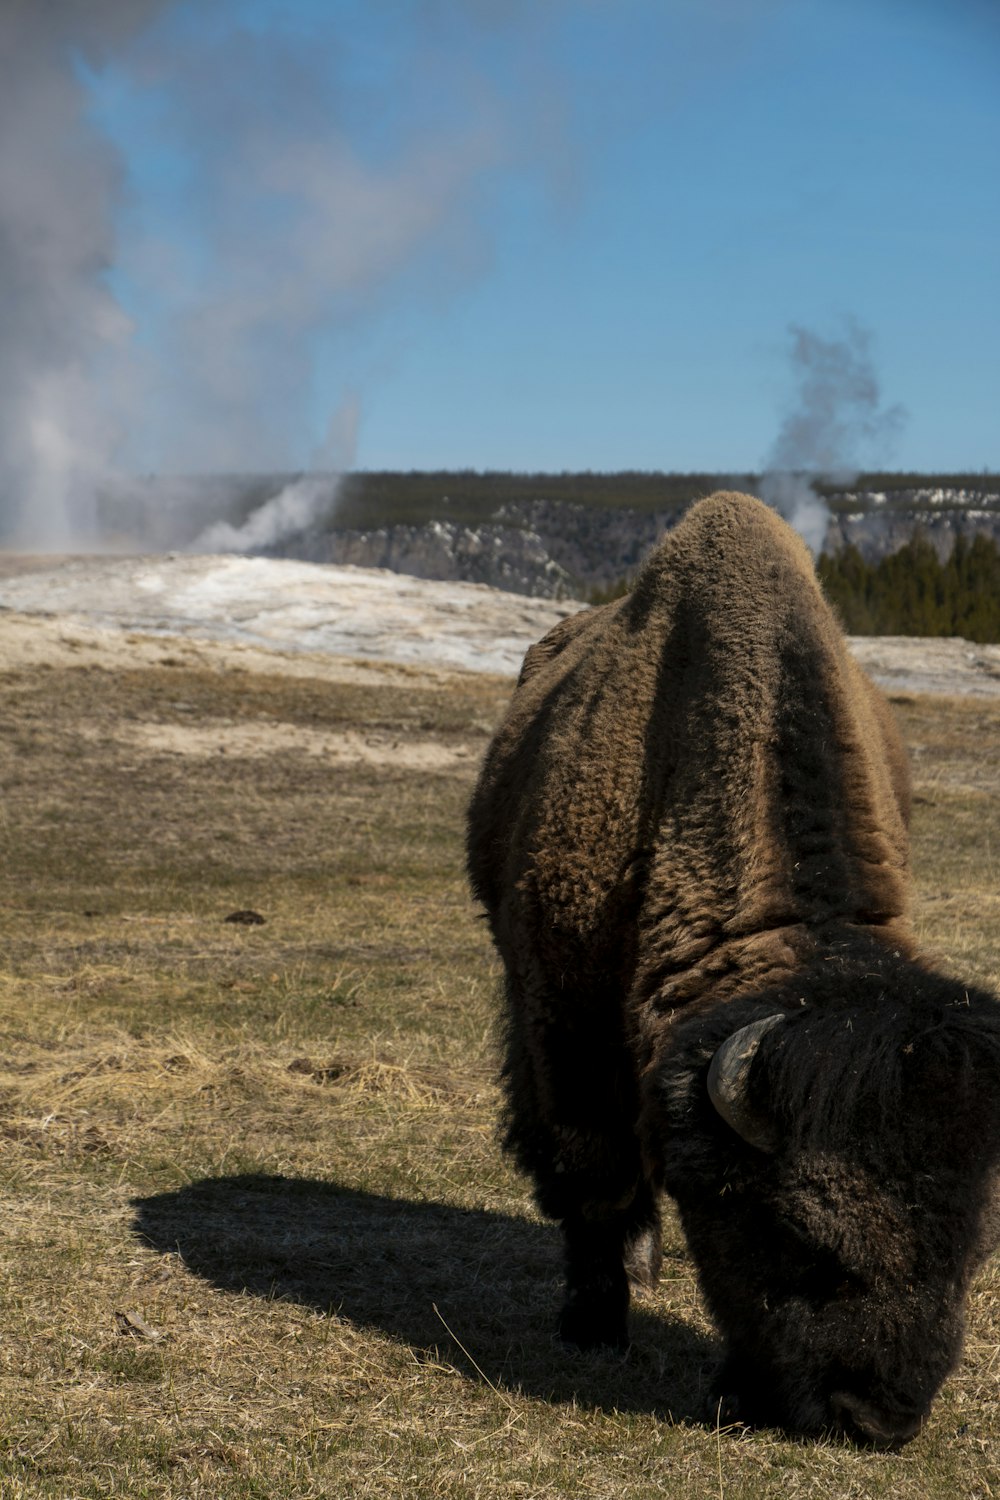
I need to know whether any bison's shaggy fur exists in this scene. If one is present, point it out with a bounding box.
[466,492,1000,1447]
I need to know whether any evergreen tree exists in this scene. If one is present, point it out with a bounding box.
[817,531,1000,642]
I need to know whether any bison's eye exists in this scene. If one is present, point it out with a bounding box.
[801,1259,867,1303]
[776,1223,866,1303]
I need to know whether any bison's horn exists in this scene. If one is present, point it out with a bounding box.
[707,1013,785,1152]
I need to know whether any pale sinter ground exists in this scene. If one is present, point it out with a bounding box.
[1,550,999,703]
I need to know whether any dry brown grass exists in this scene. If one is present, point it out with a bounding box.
[0,643,998,1498]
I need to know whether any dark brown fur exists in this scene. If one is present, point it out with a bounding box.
[466,492,1000,1446]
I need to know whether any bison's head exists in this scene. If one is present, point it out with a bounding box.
[651,945,1000,1448]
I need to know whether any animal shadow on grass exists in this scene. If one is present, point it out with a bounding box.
[131,1174,716,1423]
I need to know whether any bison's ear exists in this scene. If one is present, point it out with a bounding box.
[707,1013,785,1152]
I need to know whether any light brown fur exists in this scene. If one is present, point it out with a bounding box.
[470,491,912,1023]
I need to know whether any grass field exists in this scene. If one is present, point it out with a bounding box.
[0,640,998,1498]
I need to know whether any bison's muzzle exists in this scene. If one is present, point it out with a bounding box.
[829,1391,924,1450]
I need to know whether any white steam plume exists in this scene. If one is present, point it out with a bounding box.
[759,320,907,553]
[191,475,339,555]
[191,393,360,554]
[0,3,574,551]
[0,2,165,547]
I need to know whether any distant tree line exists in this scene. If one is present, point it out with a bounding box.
[333,469,724,529]
[333,470,999,532]
[817,531,1000,642]
[817,470,999,502]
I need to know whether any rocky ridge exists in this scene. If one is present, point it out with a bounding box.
[270,488,1000,599]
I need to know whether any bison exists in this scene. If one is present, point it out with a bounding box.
[466,491,1000,1447]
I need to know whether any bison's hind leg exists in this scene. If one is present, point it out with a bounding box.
[559,1183,662,1351]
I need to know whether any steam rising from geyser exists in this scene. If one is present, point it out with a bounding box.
[0,1,165,547]
[0,3,554,551]
[759,321,907,553]
[192,475,341,554]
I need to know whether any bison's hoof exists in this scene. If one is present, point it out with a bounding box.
[558,1296,629,1352]
[714,1389,746,1428]
[624,1225,663,1293]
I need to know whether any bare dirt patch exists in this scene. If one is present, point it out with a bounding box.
[96,717,474,769]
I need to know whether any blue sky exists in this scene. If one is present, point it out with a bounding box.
[13,0,1000,494]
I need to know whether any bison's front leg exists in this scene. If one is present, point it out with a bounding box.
[559,1186,662,1350]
